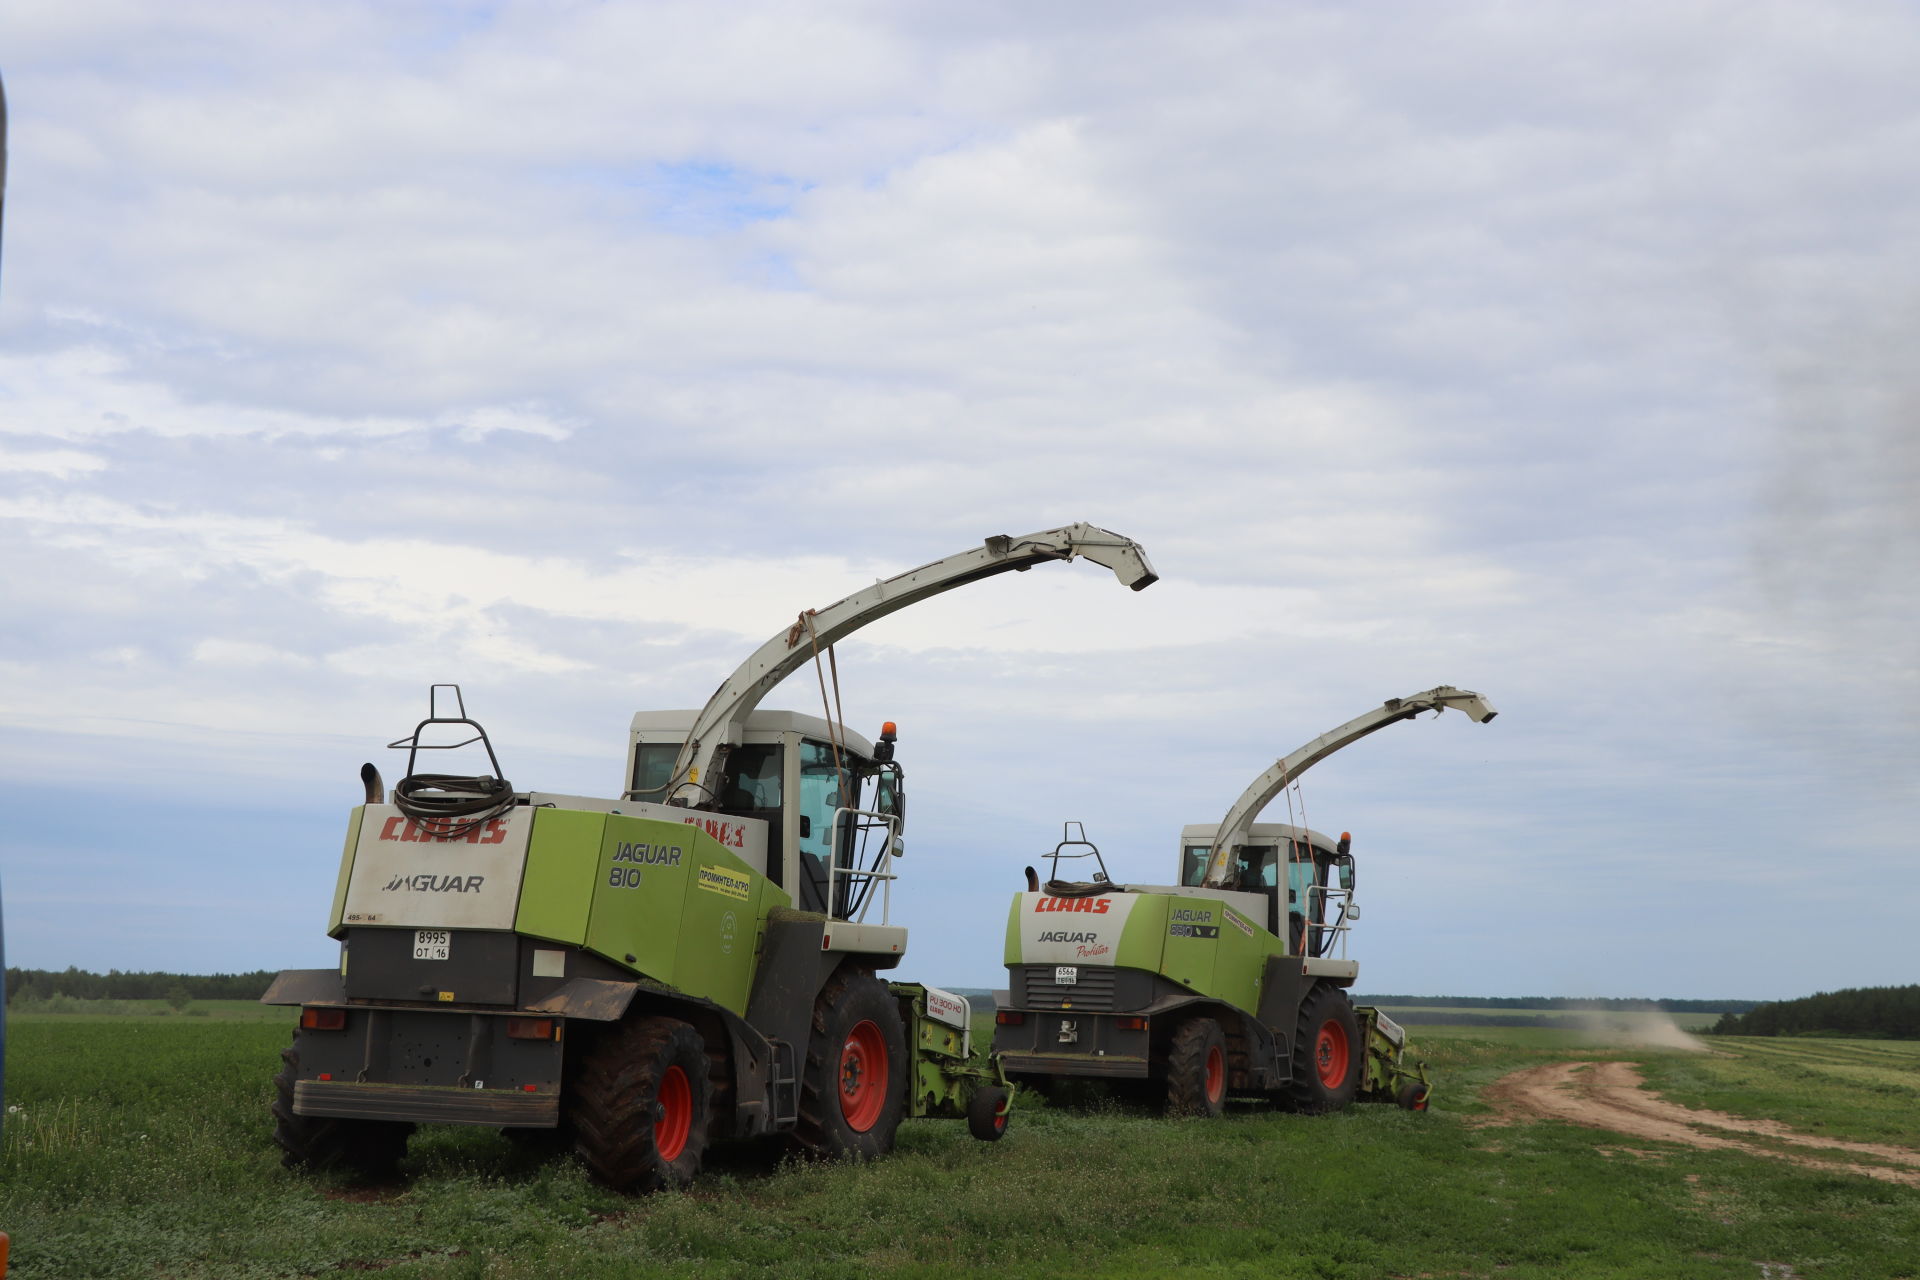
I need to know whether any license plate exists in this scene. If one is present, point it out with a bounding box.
[414,929,451,960]
[1055,966,1078,985]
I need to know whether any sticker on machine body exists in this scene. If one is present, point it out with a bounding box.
[696,865,751,901]
[1017,891,1140,965]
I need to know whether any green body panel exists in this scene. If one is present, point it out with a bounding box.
[582,814,788,1017]
[1117,895,1171,973]
[1149,897,1282,1008]
[1159,898,1219,994]
[326,806,366,939]
[515,809,608,944]
[1209,904,1282,1011]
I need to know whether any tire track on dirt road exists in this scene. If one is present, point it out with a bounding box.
[1482,1061,1920,1187]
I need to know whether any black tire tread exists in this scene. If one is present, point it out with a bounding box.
[793,967,906,1160]
[568,1016,712,1193]
[966,1086,1011,1141]
[1286,983,1361,1114]
[1165,1017,1227,1118]
[271,1037,412,1175]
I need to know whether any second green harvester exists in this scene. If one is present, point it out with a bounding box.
[993,687,1496,1115]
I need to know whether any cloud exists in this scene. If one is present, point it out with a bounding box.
[1,1,1917,999]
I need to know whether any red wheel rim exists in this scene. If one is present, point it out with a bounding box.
[1204,1044,1226,1103]
[1315,1019,1351,1089]
[839,1019,889,1132]
[655,1064,692,1161]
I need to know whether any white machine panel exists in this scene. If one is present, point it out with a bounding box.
[1015,891,1141,966]
[342,804,534,930]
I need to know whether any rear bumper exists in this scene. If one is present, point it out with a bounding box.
[285,1004,567,1126]
[1000,1051,1149,1080]
[295,1080,559,1127]
[993,1004,1154,1077]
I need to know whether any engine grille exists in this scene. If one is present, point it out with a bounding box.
[1016,964,1117,1012]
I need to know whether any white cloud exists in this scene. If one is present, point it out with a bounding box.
[1,0,1916,998]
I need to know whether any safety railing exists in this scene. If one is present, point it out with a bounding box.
[1303,883,1356,959]
[825,806,901,924]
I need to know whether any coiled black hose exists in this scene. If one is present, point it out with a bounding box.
[391,773,516,841]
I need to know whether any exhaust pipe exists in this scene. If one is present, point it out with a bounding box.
[361,763,385,805]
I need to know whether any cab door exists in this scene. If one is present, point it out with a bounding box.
[794,738,860,915]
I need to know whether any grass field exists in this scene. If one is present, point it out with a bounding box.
[3,1011,1917,1279]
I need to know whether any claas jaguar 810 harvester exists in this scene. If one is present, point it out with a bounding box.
[992,686,1495,1116]
[264,523,1158,1191]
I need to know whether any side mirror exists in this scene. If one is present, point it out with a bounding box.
[1337,855,1356,892]
[798,816,811,839]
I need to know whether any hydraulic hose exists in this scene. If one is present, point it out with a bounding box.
[391,772,516,841]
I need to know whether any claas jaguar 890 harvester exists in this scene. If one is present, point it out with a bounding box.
[264,523,1158,1191]
[992,686,1495,1116]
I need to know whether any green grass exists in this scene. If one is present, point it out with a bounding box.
[1636,1036,1920,1146]
[3,997,289,1022]
[3,1013,1917,1279]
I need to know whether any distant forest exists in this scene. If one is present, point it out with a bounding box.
[1354,995,1762,1014]
[1709,984,1920,1039]
[5,966,277,1003]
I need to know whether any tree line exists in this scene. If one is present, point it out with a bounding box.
[5,966,276,1003]
[1709,984,1920,1039]
[1355,994,1762,1013]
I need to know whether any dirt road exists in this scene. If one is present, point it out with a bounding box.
[1483,1060,1920,1187]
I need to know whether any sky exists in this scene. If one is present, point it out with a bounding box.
[1,1,1916,1001]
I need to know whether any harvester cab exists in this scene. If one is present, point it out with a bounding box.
[265,523,1157,1192]
[1176,824,1355,961]
[994,686,1495,1119]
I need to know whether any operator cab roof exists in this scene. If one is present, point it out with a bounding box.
[1180,821,1341,853]
[629,709,879,758]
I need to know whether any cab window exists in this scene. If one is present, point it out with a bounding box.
[629,743,681,802]
[720,745,783,811]
[1180,845,1211,886]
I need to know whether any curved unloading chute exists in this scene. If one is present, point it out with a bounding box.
[1199,686,1496,888]
[664,523,1158,806]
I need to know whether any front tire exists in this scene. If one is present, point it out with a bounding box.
[1165,1017,1228,1118]
[1287,984,1361,1114]
[271,1038,412,1177]
[794,968,906,1160]
[569,1016,713,1193]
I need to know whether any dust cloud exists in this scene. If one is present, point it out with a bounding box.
[1573,1010,1706,1052]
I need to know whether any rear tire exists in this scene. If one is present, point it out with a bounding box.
[794,968,906,1160]
[1165,1017,1229,1118]
[966,1086,1011,1141]
[569,1016,712,1193]
[1287,985,1361,1114]
[271,1039,412,1177]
